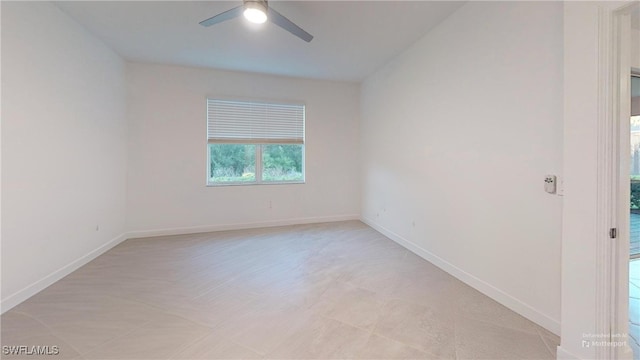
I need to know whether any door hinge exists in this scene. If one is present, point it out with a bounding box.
[609,228,617,239]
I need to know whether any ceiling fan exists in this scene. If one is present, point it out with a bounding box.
[199,0,314,43]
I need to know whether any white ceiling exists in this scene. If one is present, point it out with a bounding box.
[54,1,465,82]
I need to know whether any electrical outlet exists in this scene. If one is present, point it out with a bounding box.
[544,175,557,194]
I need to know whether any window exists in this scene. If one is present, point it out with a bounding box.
[207,99,305,185]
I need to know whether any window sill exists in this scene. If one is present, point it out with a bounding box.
[206,181,305,187]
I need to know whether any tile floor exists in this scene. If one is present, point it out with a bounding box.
[631,260,640,358]
[1,221,559,359]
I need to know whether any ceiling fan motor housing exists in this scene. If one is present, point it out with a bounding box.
[244,0,268,13]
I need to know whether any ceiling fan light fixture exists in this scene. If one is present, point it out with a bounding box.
[200,0,312,42]
[243,1,268,24]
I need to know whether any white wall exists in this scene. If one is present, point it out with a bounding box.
[1,2,127,311]
[360,1,563,334]
[126,63,360,235]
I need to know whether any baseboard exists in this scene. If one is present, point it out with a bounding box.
[126,214,361,239]
[1,232,128,314]
[361,216,561,336]
[2,213,559,339]
[1,215,360,313]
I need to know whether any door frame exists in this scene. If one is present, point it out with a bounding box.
[560,2,637,359]
[628,72,640,263]
[612,2,636,360]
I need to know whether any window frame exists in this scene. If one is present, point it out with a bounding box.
[205,97,306,187]
[206,143,305,186]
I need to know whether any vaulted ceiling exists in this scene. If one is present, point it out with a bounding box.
[54,1,466,82]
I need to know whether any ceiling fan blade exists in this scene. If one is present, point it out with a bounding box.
[267,7,313,42]
[199,5,244,27]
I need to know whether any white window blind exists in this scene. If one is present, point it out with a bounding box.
[207,99,305,144]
